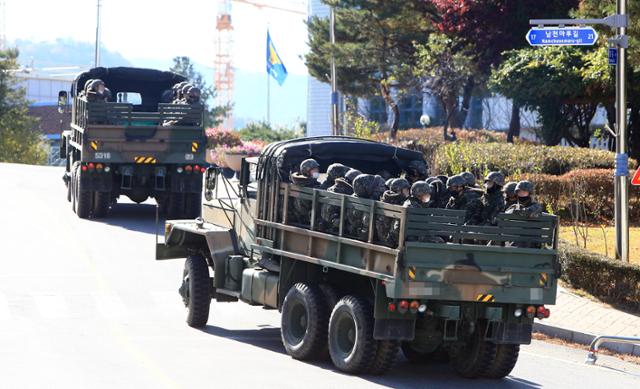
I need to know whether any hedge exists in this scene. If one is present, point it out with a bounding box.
[432,142,636,176]
[559,241,640,312]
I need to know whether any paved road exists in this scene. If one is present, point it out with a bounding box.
[1,163,639,389]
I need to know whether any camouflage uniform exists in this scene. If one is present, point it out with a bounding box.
[320,163,350,190]
[346,174,376,240]
[480,171,506,226]
[446,175,483,225]
[374,179,410,247]
[288,159,321,226]
[403,181,444,243]
[505,181,542,218]
[319,178,353,234]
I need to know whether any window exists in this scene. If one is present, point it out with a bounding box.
[116,92,142,105]
[398,95,423,129]
[368,96,387,124]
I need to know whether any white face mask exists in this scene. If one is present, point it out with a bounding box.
[312,172,320,179]
[421,195,431,203]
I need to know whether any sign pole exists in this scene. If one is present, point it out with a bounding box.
[615,0,629,262]
[330,6,339,136]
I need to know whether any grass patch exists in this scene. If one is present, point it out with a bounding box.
[559,226,640,264]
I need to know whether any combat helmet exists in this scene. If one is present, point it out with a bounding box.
[345,169,362,184]
[484,171,506,187]
[390,178,411,193]
[460,171,476,187]
[515,180,535,196]
[326,163,349,181]
[352,174,375,198]
[504,181,518,196]
[411,181,432,198]
[299,158,320,177]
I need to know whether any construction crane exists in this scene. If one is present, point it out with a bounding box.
[214,0,306,129]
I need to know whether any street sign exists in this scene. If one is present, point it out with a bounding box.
[632,168,640,186]
[526,27,599,46]
[609,47,618,65]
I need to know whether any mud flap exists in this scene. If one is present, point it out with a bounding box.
[374,318,416,341]
[492,322,532,345]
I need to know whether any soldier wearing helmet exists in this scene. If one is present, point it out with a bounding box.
[319,177,353,234]
[426,177,448,208]
[86,79,107,102]
[185,86,202,105]
[375,178,410,247]
[405,160,429,184]
[445,174,483,224]
[503,181,518,208]
[480,171,506,225]
[345,174,377,240]
[289,158,321,226]
[403,182,445,243]
[344,168,362,185]
[506,180,542,218]
[320,163,350,190]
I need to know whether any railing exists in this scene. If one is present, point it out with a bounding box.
[585,335,640,365]
[73,97,204,127]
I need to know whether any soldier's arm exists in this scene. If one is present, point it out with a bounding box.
[523,203,543,218]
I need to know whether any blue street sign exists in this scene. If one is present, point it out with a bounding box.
[526,27,599,46]
[609,47,618,65]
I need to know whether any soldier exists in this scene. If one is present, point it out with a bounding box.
[319,177,353,233]
[344,169,362,185]
[426,177,448,208]
[289,159,321,226]
[405,160,429,184]
[375,178,410,246]
[346,174,376,240]
[185,86,202,105]
[506,180,542,218]
[504,181,518,208]
[86,79,107,102]
[403,182,444,243]
[480,171,506,225]
[320,163,350,190]
[446,174,483,225]
[371,175,387,201]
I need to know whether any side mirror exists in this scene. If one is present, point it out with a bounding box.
[205,167,217,190]
[57,91,68,113]
[239,158,250,188]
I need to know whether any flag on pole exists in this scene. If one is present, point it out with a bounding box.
[266,30,288,86]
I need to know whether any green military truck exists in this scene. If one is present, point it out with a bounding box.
[59,67,207,219]
[156,137,559,378]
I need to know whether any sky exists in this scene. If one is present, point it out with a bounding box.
[4,0,309,75]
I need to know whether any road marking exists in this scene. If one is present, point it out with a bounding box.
[34,294,71,319]
[0,293,11,321]
[94,292,127,320]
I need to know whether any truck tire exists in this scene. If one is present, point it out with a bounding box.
[181,255,211,328]
[73,163,91,219]
[483,344,519,379]
[328,295,377,374]
[280,283,328,360]
[449,322,496,379]
[92,192,110,218]
[368,340,399,375]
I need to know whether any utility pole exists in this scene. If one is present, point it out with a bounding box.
[529,2,630,262]
[94,0,102,67]
[615,0,629,262]
[329,6,339,136]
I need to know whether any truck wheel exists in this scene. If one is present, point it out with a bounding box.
[73,162,91,219]
[180,255,211,328]
[368,340,400,375]
[281,283,328,360]
[401,342,449,364]
[92,192,110,218]
[483,344,520,379]
[184,193,201,218]
[328,295,377,374]
[449,322,496,379]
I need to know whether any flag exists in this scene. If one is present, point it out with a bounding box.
[266,30,288,86]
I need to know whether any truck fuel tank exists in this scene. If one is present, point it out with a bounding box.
[240,268,278,309]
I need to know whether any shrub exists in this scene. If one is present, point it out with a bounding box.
[238,121,300,142]
[433,142,636,176]
[559,241,640,312]
[205,128,242,148]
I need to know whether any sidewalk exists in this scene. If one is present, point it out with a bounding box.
[534,286,640,356]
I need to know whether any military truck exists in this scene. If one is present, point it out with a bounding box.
[156,137,559,378]
[58,67,207,219]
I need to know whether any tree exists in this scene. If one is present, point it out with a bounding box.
[414,33,476,139]
[169,56,230,128]
[429,0,579,140]
[0,48,47,164]
[306,0,435,139]
[489,47,602,146]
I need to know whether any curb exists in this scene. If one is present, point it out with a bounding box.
[533,322,640,357]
